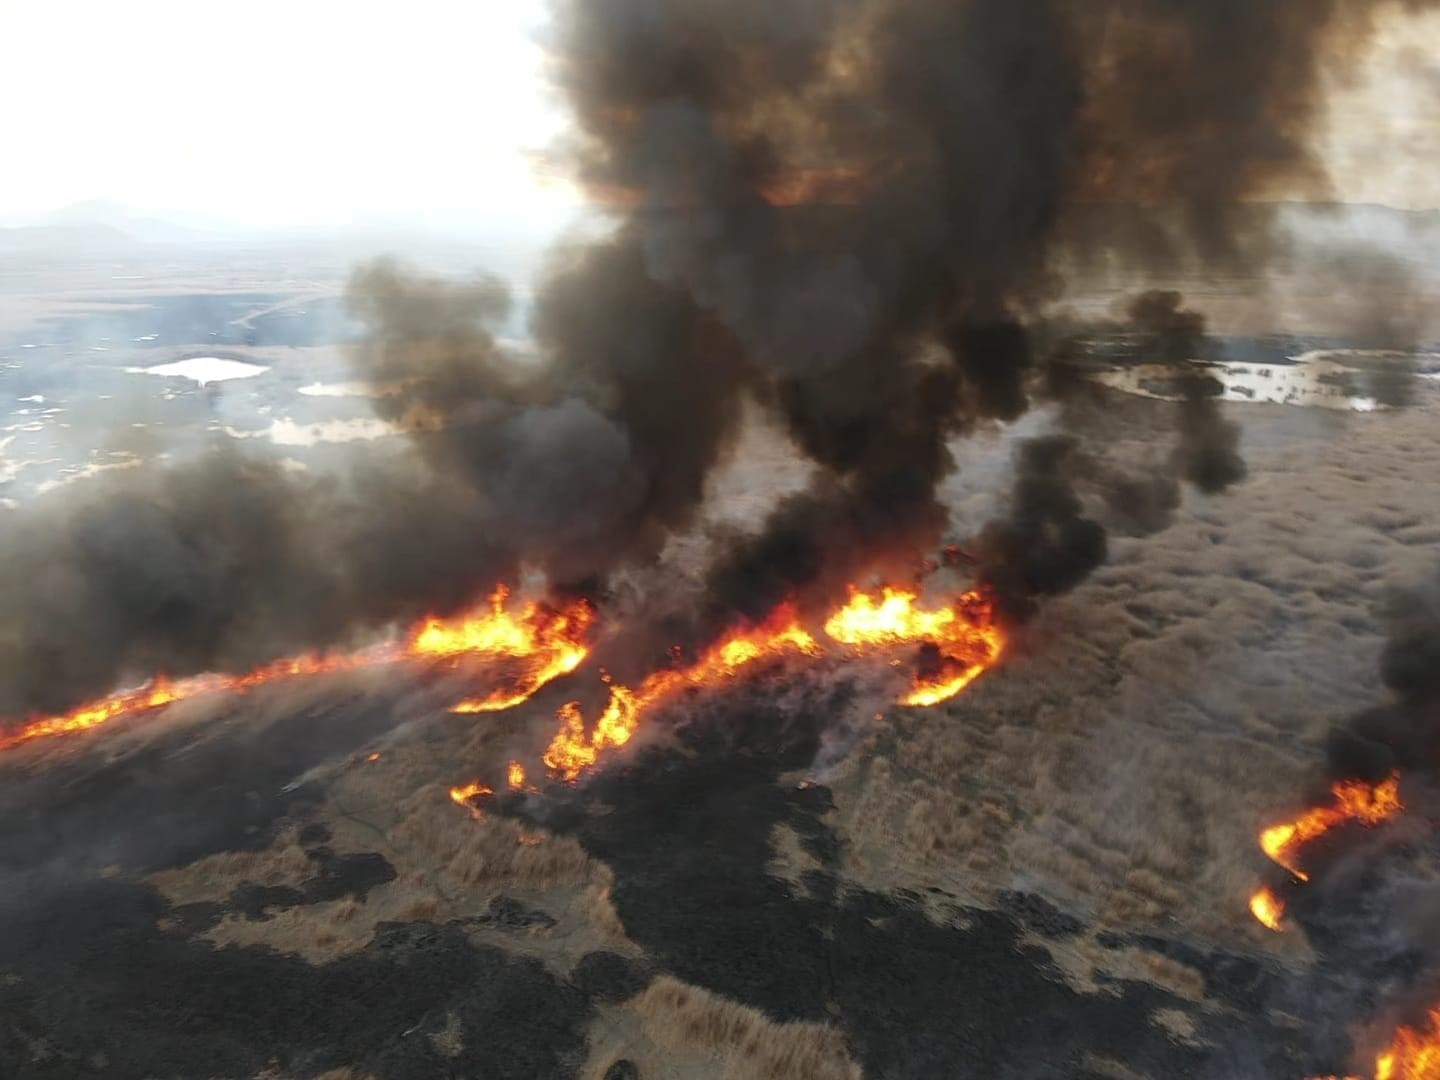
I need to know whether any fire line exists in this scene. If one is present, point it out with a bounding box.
[1260,774,1403,882]
[540,585,1003,784]
[2,580,1004,793]
[1248,772,1403,933]
[0,586,594,754]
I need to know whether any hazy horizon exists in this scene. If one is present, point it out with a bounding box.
[6,1,1440,233]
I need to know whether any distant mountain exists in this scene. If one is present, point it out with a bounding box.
[43,199,205,244]
[0,222,135,254]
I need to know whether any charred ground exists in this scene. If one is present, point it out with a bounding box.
[0,682,1394,1080]
[1,515,1433,1080]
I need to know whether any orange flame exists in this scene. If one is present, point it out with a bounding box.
[824,586,1003,707]
[0,647,392,754]
[448,780,494,807]
[540,587,1003,783]
[543,606,821,782]
[1374,1009,1440,1079]
[0,586,595,753]
[7,576,1002,772]
[1249,886,1285,932]
[1306,1009,1440,1080]
[507,760,526,790]
[0,678,182,753]
[1259,773,1403,883]
[448,780,494,822]
[412,587,594,713]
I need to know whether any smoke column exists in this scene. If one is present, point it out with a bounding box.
[1,0,1433,722]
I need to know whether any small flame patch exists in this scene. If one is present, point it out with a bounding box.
[1249,886,1285,932]
[1260,773,1403,883]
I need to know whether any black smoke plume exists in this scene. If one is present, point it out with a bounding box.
[971,437,1107,622]
[1,0,1432,723]
[1123,290,1246,494]
[1327,571,1440,784]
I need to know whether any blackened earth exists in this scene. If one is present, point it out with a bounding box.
[0,680,1395,1078]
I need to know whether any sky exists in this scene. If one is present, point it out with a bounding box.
[2,1,1440,231]
[0,0,569,230]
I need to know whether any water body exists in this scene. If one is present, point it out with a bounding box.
[225,417,398,446]
[1094,349,1437,412]
[129,357,270,387]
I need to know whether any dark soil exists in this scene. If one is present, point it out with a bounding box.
[528,683,1364,1079]
[0,676,1387,1078]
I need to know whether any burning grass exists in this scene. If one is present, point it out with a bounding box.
[824,596,1336,955]
[542,604,823,781]
[0,563,1004,812]
[1307,1007,1440,1080]
[1247,772,1404,933]
[0,586,594,753]
[1374,1009,1440,1079]
[1250,885,1286,932]
[1259,773,1403,883]
[539,585,1002,786]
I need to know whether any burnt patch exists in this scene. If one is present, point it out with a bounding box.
[0,877,591,1080]
[231,882,309,920]
[524,691,1346,1078]
[1000,890,1084,939]
[1095,931,1283,1015]
[573,951,653,1004]
[224,849,397,921]
[301,848,397,903]
[0,688,604,1077]
[0,687,416,877]
[454,894,558,932]
[298,821,333,846]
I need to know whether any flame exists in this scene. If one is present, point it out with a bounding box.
[1259,773,1403,882]
[448,780,494,807]
[543,606,821,782]
[1249,886,1285,932]
[1308,1009,1440,1080]
[7,573,1001,774]
[0,586,595,754]
[825,586,1003,707]
[412,587,594,713]
[540,587,1003,783]
[1372,1010,1440,1080]
[0,678,181,753]
[507,760,526,790]
[0,648,390,754]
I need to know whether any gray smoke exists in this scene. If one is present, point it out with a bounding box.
[2,0,1434,723]
[1326,570,1440,783]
